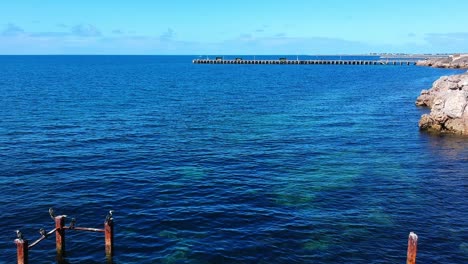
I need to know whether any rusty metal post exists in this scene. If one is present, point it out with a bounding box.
[407,232,418,264]
[55,216,66,260]
[105,218,114,260]
[15,238,28,264]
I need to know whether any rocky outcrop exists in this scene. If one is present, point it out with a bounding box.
[416,73,468,135]
[416,54,468,69]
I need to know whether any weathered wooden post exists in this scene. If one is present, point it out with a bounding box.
[105,211,114,261]
[407,232,418,264]
[15,237,28,264]
[55,216,66,260]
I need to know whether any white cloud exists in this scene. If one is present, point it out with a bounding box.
[71,24,102,37]
[1,23,468,55]
[423,32,468,53]
[2,23,25,36]
[160,28,175,41]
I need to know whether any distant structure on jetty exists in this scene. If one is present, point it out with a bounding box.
[193,57,416,66]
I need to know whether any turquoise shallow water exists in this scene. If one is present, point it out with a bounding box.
[0,56,467,263]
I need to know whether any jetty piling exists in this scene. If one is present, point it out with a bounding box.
[14,238,28,264]
[14,208,114,264]
[105,216,114,259]
[407,232,418,264]
[54,215,66,261]
[192,58,417,66]
[14,210,417,263]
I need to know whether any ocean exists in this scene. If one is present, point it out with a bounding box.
[0,55,466,263]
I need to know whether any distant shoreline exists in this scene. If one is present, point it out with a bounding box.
[415,54,468,69]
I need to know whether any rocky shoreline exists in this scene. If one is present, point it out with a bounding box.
[415,54,468,69]
[415,71,468,136]
[414,54,468,136]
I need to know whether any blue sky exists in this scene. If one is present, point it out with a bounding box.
[1,0,467,54]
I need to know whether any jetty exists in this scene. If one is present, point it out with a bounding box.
[193,58,416,66]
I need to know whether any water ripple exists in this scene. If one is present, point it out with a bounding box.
[0,56,466,263]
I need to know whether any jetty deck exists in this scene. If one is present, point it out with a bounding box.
[193,58,416,66]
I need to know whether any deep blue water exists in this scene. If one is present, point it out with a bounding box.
[0,56,467,263]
